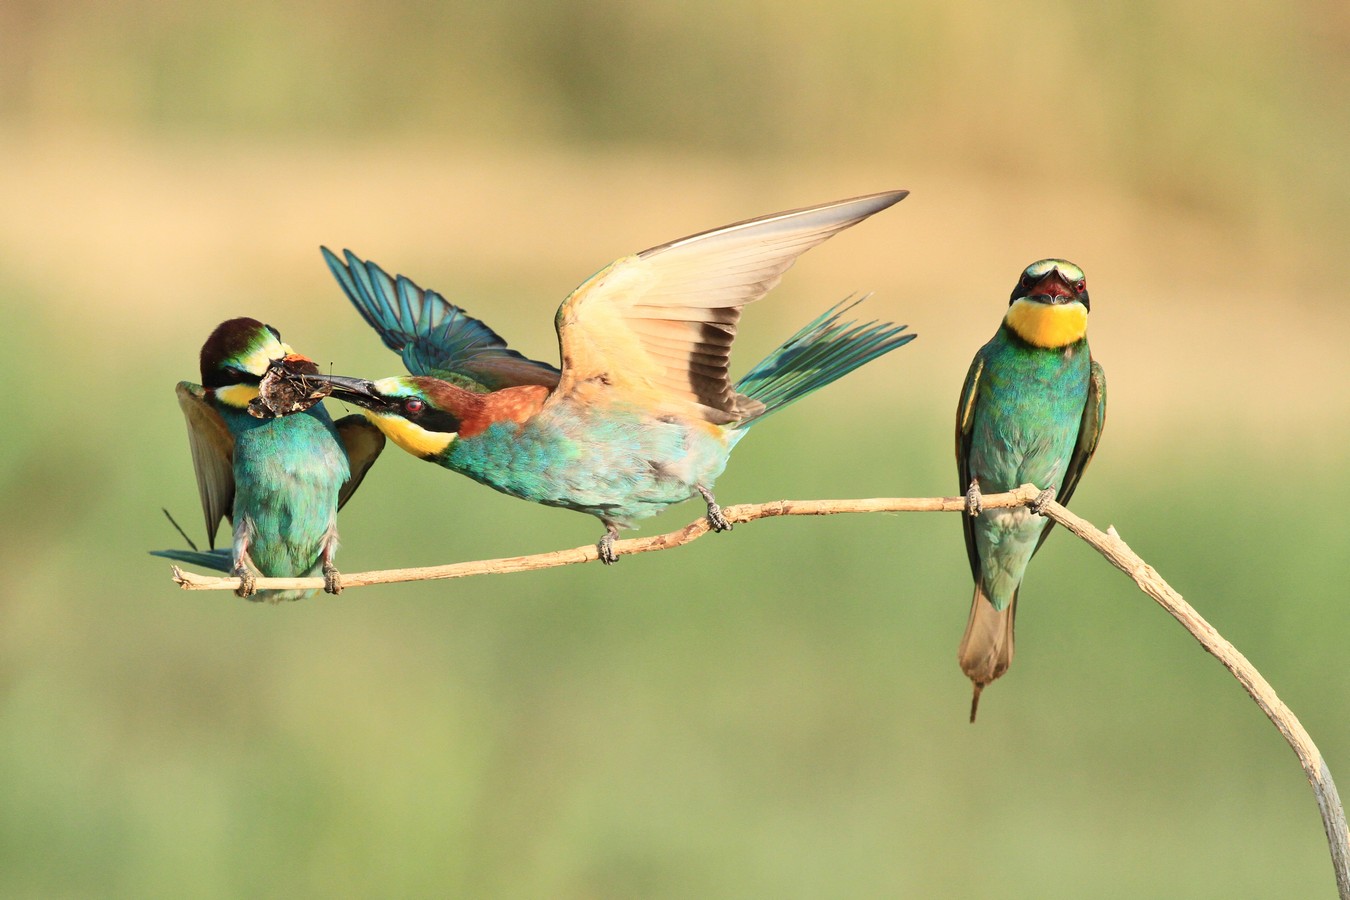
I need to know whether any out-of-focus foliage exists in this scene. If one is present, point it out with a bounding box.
[2,0,1349,896]
[4,0,1350,237]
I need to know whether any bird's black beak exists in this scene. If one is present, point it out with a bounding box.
[1028,270,1077,305]
[300,374,388,410]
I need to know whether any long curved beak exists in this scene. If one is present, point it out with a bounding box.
[300,373,386,407]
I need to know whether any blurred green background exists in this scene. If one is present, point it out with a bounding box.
[3,0,1350,896]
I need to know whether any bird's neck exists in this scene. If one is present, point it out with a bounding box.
[423,381,551,438]
[460,385,552,437]
[369,382,553,462]
[1004,299,1088,348]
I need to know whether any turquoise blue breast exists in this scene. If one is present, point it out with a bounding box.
[218,403,350,582]
[969,331,1091,492]
[967,329,1092,606]
[445,403,733,527]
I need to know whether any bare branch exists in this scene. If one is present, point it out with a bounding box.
[164,482,1349,896]
[1034,497,1350,899]
[170,486,1038,592]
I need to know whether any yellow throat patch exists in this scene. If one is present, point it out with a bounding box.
[1005,298,1088,348]
[367,411,455,459]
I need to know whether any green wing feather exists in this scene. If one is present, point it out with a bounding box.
[322,247,560,391]
[955,352,985,583]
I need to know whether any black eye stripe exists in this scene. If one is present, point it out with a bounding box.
[203,365,261,388]
[417,406,461,434]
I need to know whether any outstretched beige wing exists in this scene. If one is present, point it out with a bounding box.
[176,381,235,548]
[552,190,908,424]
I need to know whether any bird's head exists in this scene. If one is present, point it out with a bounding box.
[1004,259,1090,348]
[199,317,295,408]
[309,375,470,460]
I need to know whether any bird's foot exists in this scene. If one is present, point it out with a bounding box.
[964,479,983,517]
[597,526,620,566]
[697,486,732,533]
[232,564,257,599]
[1030,487,1057,516]
[323,560,343,595]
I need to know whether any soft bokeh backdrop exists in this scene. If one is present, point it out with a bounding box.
[3,1,1349,896]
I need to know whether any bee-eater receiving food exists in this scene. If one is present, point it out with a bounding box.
[307,190,915,563]
[956,259,1106,720]
[151,318,385,601]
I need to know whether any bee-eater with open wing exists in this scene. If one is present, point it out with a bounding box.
[311,191,914,562]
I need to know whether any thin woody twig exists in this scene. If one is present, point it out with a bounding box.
[1032,496,1350,900]
[165,482,1349,897]
[169,486,1039,592]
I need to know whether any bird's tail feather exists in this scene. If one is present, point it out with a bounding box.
[733,298,914,424]
[959,581,1017,723]
[149,547,234,573]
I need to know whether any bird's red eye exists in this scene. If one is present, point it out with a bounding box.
[404,398,424,414]
[1075,280,1086,292]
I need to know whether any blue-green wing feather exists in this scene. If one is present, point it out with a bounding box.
[321,247,560,391]
[734,298,914,424]
[1057,358,1106,508]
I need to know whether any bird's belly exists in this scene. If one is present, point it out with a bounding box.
[968,431,1071,495]
[231,420,348,578]
[965,349,1090,604]
[451,411,730,525]
[968,343,1090,491]
[968,385,1082,494]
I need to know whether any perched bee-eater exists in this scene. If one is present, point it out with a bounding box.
[152,318,385,601]
[310,191,914,563]
[956,259,1106,720]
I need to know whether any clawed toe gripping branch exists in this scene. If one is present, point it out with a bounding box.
[166,483,1350,897]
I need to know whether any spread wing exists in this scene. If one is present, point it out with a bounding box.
[321,247,561,391]
[551,190,908,424]
[1034,357,1106,554]
[176,381,235,549]
[955,353,986,582]
[334,414,385,510]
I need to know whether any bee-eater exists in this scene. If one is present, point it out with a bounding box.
[956,259,1106,720]
[309,190,914,563]
[151,318,385,601]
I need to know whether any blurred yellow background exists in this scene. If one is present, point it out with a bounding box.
[2,1,1349,896]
